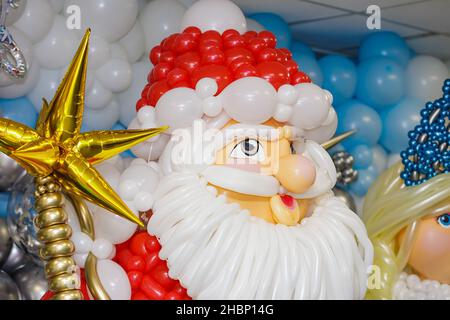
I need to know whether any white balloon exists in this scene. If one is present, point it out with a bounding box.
[48,0,64,13]
[95,162,121,190]
[73,253,88,267]
[83,99,120,130]
[0,58,39,98]
[134,192,154,212]
[118,179,139,201]
[96,59,132,93]
[4,0,27,26]
[118,61,150,126]
[88,35,111,70]
[155,87,203,131]
[94,207,137,244]
[119,22,145,63]
[85,80,113,109]
[181,0,246,34]
[246,18,265,32]
[63,0,138,42]
[372,145,388,174]
[220,77,277,124]
[92,239,114,260]
[137,106,156,126]
[139,0,186,53]
[34,15,79,69]
[26,68,61,111]
[0,27,34,87]
[303,108,338,143]
[110,43,129,61]
[406,56,449,103]
[71,232,93,254]
[289,83,331,130]
[96,260,131,300]
[14,0,54,43]
[131,131,170,160]
[120,164,159,195]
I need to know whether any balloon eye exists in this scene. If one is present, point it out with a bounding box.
[230,138,265,161]
[437,214,450,229]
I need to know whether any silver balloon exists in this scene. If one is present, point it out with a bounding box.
[0,153,25,191]
[0,217,12,267]
[1,243,29,273]
[333,187,357,212]
[12,261,47,300]
[7,173,42,263]
[0,269,20,300]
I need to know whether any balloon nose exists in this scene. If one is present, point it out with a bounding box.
[275,155,316,194]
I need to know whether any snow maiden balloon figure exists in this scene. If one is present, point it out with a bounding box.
[55,0,373,300]
[363,79,450,300]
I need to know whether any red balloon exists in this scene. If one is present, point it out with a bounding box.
[136,98,147,111]
[171,80,191,89]
[173,33,197,54]
[174,51,201,74]
[225,47,254,66]
[201,47,225,65]
[191,64,232,93]
[149,45,162,65]
[141,275,166,300]
[243,31,257,43]
[161,33,179,51]
[229,57,251,73]
[159,51,175,65]
[223,35,245,49]
[167,68,189,87]
[247,37,268,54]
[234,63,259,79]
[257,48,278,63]
[147,80,170,107]
[144,251,162,273]
[256,61,290,89]
[199,38,223,52]
[182,26,201,40]
[284,59,299,77]
[258,31,277,48]
[151,264,178,289]
[222,29,240,40]
[152,62,172,81]
[279,48,293,60]
[276,49,288,63]
[291,71,312,84]
[199,30,222,44]
[130,232,150,256]
[132,291,149,300]
[128,271,144,290]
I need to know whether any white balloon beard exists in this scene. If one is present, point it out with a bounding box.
[148,171,373,300]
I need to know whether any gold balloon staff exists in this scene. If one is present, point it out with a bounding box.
[0,29,166,299]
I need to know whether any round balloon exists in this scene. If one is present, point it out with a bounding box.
[336,100,382,148]
[246,18,265,32]
[359,31,411,68]
[14,0,55,44]
[291,54,323,86]
[0,97,37,128]
[348,144,373,170]
[248,12,291,48]
[406,55,449,103]
[379,97,423,153]
[349,165,379,197]
[356,57,405,109]
[290,41,316,60]
[319,55,357,106]
[26,68,61,111]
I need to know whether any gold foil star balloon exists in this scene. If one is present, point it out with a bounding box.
[0,29,165,227]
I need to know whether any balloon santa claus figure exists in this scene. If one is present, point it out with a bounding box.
[53,0,373,300]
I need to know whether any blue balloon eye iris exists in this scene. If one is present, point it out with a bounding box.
[437,214,450,228]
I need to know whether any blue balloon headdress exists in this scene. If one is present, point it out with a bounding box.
[400,79,450,186]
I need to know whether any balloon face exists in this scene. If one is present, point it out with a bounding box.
[181,0,246,34]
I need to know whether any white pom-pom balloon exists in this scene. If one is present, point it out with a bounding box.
[220,77,277,124]
[302,108,338,144]
[203,97,222,117]
[139,0,186,53]
[96,260,131,300]
[289,83,332,130]
[92,239,114,260]
[278,84,299,105]
[181,0,246,34]
[195,78,218,98]
[406,55,449,103]
[96,59,132,93]
[63,0,138,42]
[34,15,78,69]
[14,0,54,43]
[274,104,293,123]
[71,232,93,254]
[155,87,203,131]
[85,80,113,110]
[120,163,159,196]
[88,35,111,70]
[94,207,137,244]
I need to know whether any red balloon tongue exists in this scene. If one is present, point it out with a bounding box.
[280,194,295,209]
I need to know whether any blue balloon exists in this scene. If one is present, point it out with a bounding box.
[348,144,373,169]
[356,57,405,109]
[248,13,291,48]
[0,192,9,218]
[290,41,315,59]
[292,54,323,86]
[380,97,423,153]
[349,165,379,197]
[336,100,382,148]
[359,31,411,67]
[319,55,357,106]
[0,97,37,128]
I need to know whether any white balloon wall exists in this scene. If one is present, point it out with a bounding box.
[1,0,188,130]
